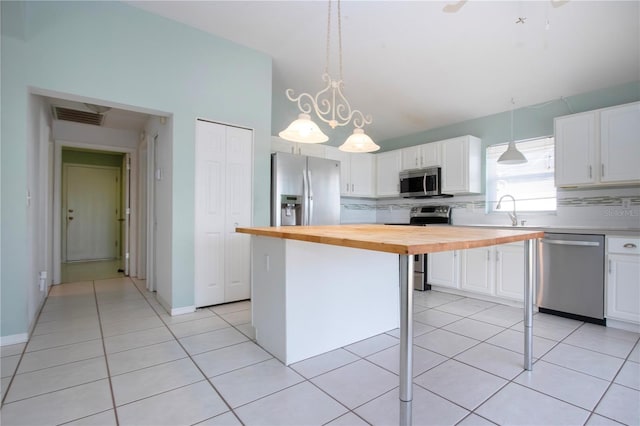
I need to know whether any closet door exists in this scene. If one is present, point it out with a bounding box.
[224,126,252,302]
[194,121,226,307]
[194,120,253,307]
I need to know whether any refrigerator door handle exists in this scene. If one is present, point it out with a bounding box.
[302,170,309,225]
[307,169,314,225]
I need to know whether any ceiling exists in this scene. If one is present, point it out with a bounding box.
[120,2,640,142]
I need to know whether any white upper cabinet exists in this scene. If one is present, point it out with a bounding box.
[376,150,401,197]
[441,135,481,194]
[401,142,442,170]
[555,102,640,187]
[271,136,326,158]
[325,146,375,197]
[600,103,640,183]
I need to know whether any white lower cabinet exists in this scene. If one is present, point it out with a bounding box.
[460,247,494,295]
[606,236,640,324]
[441,242,525,302]
[427,250,459,289]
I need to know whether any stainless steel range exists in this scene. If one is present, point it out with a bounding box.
[409,205,452,290]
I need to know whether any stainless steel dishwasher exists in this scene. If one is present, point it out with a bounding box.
[537,233,606,325]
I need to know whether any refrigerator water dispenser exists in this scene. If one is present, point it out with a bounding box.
[280,195,302,226]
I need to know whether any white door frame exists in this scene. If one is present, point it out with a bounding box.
[53,141,138,284]
[146,134,158,292]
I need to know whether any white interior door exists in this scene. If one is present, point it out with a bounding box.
[65,165,119,261]
[194,120,226,306]
[123,154,131,275]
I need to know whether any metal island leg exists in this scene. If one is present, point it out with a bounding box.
[399,254,414,426]
[524,239,536,371]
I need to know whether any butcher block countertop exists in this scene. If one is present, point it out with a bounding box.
[236,224,545,255]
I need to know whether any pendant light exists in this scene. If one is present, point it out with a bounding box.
[498,98,527,164]
[279,0,378,152]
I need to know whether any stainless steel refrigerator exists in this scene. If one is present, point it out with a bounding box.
[271,152,341,226]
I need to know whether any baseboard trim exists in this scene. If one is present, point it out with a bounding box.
[171,305,196,316]
[0,333,29,347]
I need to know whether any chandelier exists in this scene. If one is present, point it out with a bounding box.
[278,0,379,153]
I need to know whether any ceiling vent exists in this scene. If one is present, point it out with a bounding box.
[52,106,105,126]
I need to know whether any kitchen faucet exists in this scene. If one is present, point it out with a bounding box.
[496,194,518,226]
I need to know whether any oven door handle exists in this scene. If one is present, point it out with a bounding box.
[541,239,600,247]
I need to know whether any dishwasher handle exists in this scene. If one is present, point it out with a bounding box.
[541,238,601,247]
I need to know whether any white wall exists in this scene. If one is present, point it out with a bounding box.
[52,120,139,149]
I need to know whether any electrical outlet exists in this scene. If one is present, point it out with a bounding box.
[622,198,631,209]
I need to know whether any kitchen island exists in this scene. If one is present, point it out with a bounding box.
[236,224,544,426]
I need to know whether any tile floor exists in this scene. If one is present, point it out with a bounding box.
[1,277,639,425]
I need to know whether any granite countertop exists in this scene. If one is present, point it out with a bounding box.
[236,224,544,255]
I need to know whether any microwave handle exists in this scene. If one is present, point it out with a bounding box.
[423,173,427,196]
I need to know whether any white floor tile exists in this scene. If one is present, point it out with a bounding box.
[32,317,100,336]
[219,310,251,326]
[585,413,626,425]
[579,322,640,342]
[414,309,463,328]
[98,308,158,325]
[107,340,187,376]
[1,354,21,378]
[442,318,505,341]
[486,328,557,359]
[435,298,496,317]
[159,308,216,325]
[63,409,117,425]
[111,358,204,405]
[415,359,507,410]
[469,304,524,328]
[542,343,625,381]
[514,360,610,410]
[1,343,26,358]
[344,333,398,357]
[1,377,10,400]
[325,412,370,425]
[17,339,103,374]
[211,358,304,408]
[614,360,640,390]
[209,300,251,315]
[311,359,398,409]
[594,383,640,426]
[511,313,583,341]
[234,381,348,425]
[103,326,174,354]
[475,382,590,426]
[385,321,435,339]
[366,344,447,377]
[355,385,469,426]
[234,323,256,340]
[454,342,525,380]
[168,316,229,338]
[101,315,164,338]
[5,357,108,403]
[628,342,640,363]
[26,327,102,352]
[195,411,242,425]
[179,327,247,356]
[414,291,463,308]
[456,413,496,426]
[563,324,638,358]
[414,329,479,358]
[291,348,359,379]
[116,381,228,426]
[193,341,272,378]
[0,379,113,426]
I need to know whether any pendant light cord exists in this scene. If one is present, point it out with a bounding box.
[324,0,343,80]
[510,97,515,142]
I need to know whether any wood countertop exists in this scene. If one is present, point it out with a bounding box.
[236,224,545,255]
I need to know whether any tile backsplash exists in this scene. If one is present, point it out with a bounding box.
[341,186,640,230]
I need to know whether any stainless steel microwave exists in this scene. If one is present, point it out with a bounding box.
[399,167,442,198]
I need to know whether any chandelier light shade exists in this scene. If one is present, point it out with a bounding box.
[339,128,380,153]
[498,99,527,164]
[278,114,329,143]
[279,0,375,151]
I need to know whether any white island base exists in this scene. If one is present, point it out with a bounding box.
[251,236,400,365]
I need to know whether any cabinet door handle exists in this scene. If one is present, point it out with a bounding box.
[487,251,490,261]
[608,259,612,273]
[346,183,349,192]
[624,243,637,249]
[601,164,604,177]
[588,165,592,179]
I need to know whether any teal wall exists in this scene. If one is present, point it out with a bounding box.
[1,1,272,337]
[378,80,640,152]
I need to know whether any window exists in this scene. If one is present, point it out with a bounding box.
[486,137,556,213]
